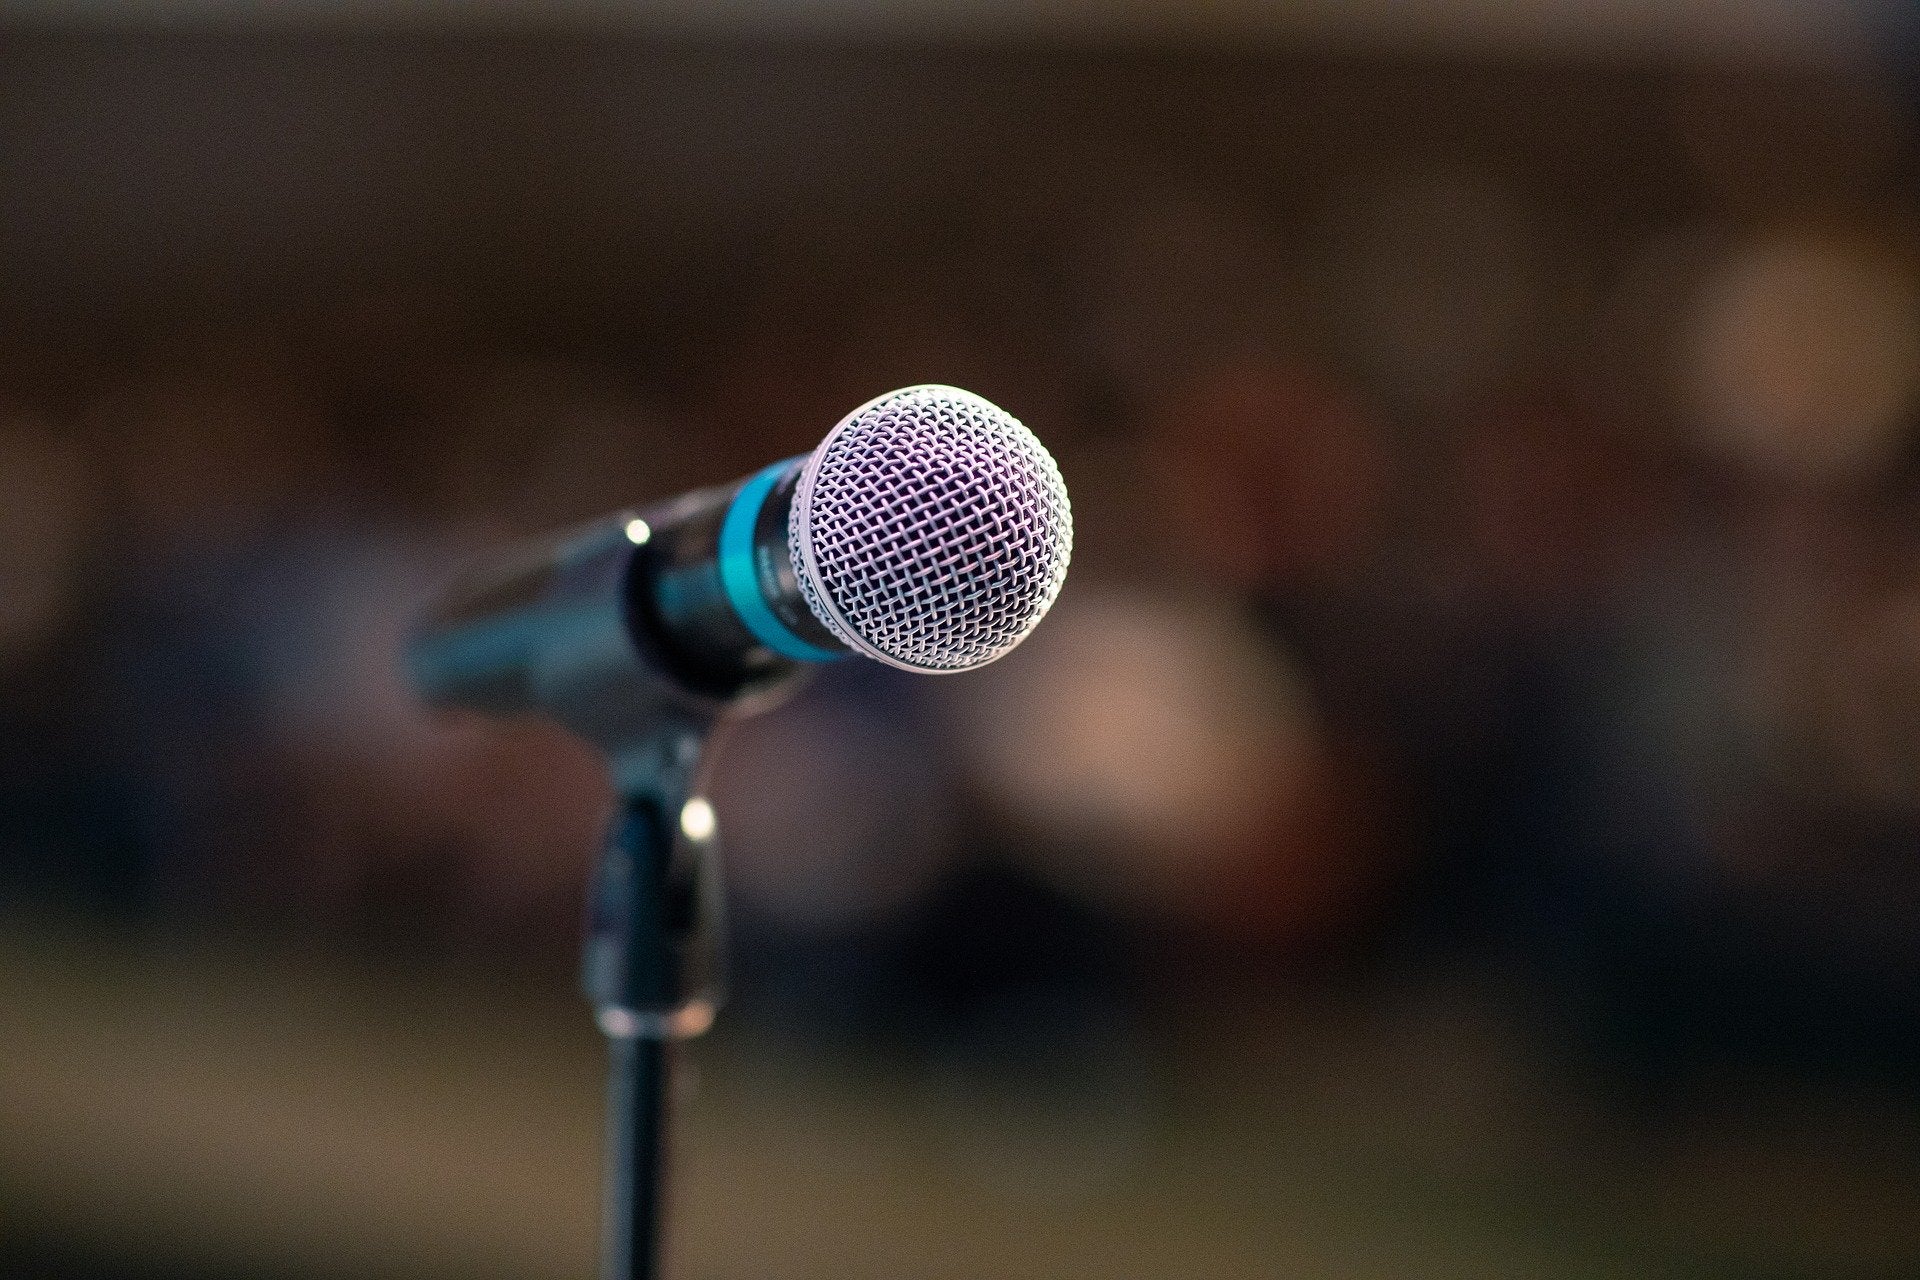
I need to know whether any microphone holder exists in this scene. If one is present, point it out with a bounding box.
[580,715,726,1280]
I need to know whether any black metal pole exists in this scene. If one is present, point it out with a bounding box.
[601,1034,670,1280]
[583,754,723,1280]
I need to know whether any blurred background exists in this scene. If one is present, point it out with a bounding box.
[6,3,1920,1277]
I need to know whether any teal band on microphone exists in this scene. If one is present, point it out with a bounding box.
[718,459,843,662]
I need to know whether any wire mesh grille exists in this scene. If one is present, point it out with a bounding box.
[790,386,1073,673]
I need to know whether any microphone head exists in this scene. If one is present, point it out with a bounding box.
[789,385,1073,673]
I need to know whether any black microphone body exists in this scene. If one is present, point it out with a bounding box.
[409,457,842,765]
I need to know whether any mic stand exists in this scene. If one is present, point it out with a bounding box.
[580,722,724,1280]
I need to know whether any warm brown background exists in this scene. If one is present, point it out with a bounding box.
[4,12,1920,1278]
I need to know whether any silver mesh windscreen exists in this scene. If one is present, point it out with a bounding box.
[789,385,1073,673]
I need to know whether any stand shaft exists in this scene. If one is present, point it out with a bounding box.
[601,1035,670,1280]
[584,772,722,1280]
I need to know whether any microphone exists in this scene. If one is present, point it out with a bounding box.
[408,385,1073,745]
[408,385,1071,1280]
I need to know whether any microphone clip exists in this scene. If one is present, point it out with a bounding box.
[581,723,725,1041]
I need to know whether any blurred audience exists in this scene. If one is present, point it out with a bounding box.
[3,44,1920,1147]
